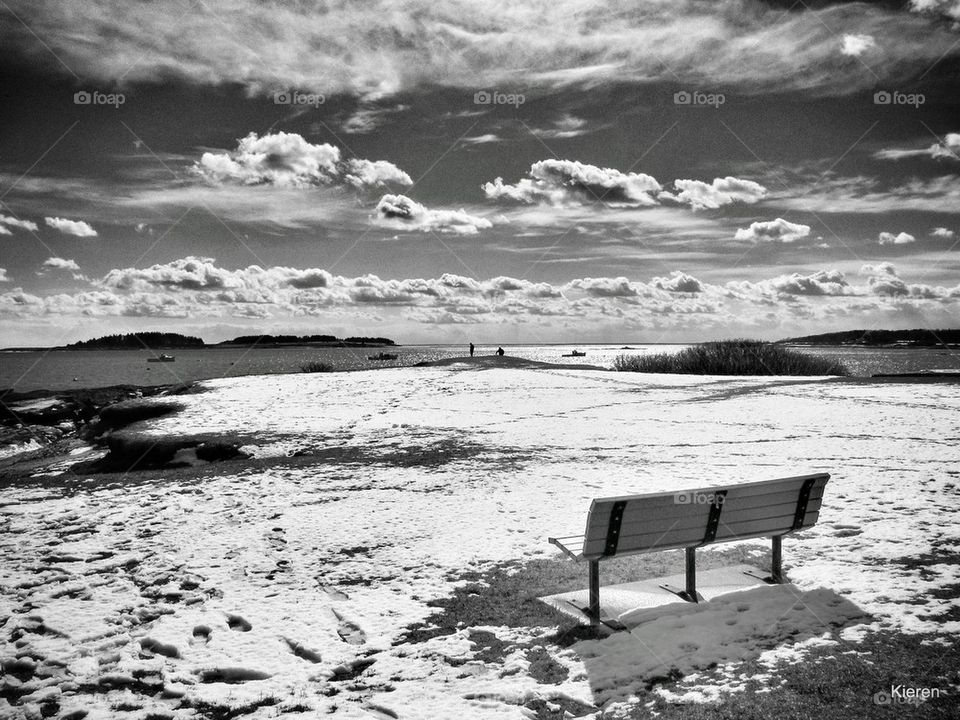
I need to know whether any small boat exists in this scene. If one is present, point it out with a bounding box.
[147,353,175,362]
[368,352,398,361]
[562,350,587,357]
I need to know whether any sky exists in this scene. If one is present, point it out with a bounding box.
[0,0,959,347]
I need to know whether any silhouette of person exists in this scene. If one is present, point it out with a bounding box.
[469,342,475,357]
[496,346,505,356]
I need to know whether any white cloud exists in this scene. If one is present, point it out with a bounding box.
[874,133,960,161]
[861,262,909,296]
[932,226,955,238]
[567,277,638,298]
[878,231,916,245]
[909,1,960,21]
[462,134,501,145]
[0,269,8,282]
[841,34,876,57]
[343,159,414,189]
[530,115,591,140]
[663,177,768,210]
[41,257,81,272]
[5,257,959,342]
[374,194,492,235]
[734,218,811,243]
[483,160,662,207]
[768,270,851,296]
[194,132,412,190]
[652,272,703,293]
[0,214,38,232]
[44,217,98,237]
[4,1,958,97]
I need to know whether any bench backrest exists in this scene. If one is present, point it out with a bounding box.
[581,473,829,560]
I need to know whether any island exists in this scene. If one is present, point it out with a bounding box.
[779,328,960,348]
[3,332,397,351]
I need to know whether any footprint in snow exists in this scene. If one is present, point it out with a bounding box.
[226,613,252,632]
[321,585,349,601]
[192,625,212,644]
[332,608,366,645]
[364,704,398,719]
[284,637,322,663]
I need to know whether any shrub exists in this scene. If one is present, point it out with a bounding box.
[615,339,848,376]
[300,361,335,373]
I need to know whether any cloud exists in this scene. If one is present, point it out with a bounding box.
[4,1,958,98]
[0,214,38,232]
[374,194,492,235]
[343,159,414,189]
[932,227,955,238]
[529,115,591,140]
[841,34,876,57]
[734,218,811,243]
[462,134,501,145]
[5,257,959,343]
[909,1,960,21]
[861,266,907,296]
[772,174,960,214]
[0,269,8,282]
[41,257,81,272]
[874,133,960,161]
[663,177,768,210]
[44,217,98,237]
[767,270,851,296]
[194,132,412,189]
[567,277,638,298]
[652,272,703,293]
[878,231,916,245]
[341,105,408,134]
[483,160,662,207]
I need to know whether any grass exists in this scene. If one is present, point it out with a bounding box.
[395,552,958,719]
[300,360,335,373]
[615,339,849,376]
[632,630,959,719]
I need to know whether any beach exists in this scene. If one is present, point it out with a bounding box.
[1,359,958,718]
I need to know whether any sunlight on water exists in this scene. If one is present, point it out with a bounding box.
[1,343,957,391]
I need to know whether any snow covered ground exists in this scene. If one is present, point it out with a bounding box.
[1,365,958,718]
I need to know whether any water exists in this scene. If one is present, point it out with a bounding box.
[1,343,958,391]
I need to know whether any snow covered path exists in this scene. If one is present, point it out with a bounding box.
[1,367,958,718]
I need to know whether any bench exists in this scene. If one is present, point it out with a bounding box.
[548,472,830,625]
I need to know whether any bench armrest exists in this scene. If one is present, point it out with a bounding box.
[549,535,586,561]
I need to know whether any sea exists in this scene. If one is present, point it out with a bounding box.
[1,344,958,392]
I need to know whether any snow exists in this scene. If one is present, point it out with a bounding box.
[1,367,957,718]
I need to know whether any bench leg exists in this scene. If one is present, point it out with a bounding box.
[588,560,600,625]
[771,535,783,583]
[685,547,698,603]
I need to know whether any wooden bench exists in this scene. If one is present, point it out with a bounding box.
[549,473,830,625]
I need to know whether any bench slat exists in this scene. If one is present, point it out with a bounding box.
[584,485,825,534]
[581,509,821,558]
[585,496,824,546]
[585,473,828,508]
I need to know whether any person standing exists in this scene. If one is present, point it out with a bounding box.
[469,342,475,357]
[496,346,504,356]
